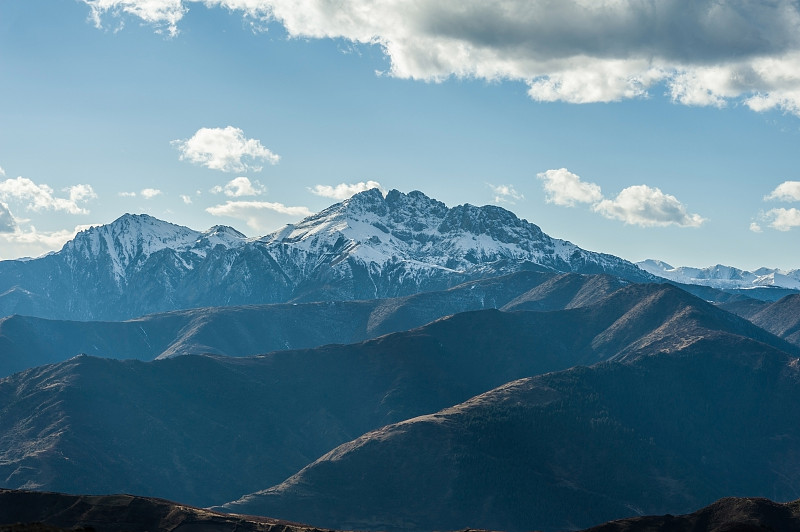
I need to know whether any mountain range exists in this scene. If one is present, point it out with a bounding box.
[4,489,799,532]
[638,259,800,292]
[0,270,633,377]
[3,281,799,530]
[0,189,654,321]
[3,188,800,532]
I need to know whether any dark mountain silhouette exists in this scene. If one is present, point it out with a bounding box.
[223,336,800,532]
[0,283,792,510]
[581,496,800,532]
[2,489,799,532]
[722,293,800,348]
[0,270,627,377]
[0,489,323,532]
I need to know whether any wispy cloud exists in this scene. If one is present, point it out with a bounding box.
[537,168,704,228]
[118,191,137,197]
[309,181,383,200]
[180,194,193,204]
[765,181,800,202]
[489,184,524,205]
[211,176,265,197]
[173,126,279,173]
[206,200,313,231]
[81,0,800,116]
[0,176,97,214]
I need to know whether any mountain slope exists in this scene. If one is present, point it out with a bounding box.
[0,189,654,320]
[0,489,323,532]
[727,293,800,348]
[2,489,799,532]
[0,283,791,508]
[223,336,800,532]
[0,270,625,377]
[583,497,800,532]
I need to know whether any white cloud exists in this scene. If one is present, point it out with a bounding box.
[0,202,17,233]
[750,222,763,233]
[83,0,187,37]
[119,191,137,197]
[140,188,162,199]
[206,200,313,231]
[0,166,5,176]
[211,176,266,197]
[309,181,383,200]
[0,176,96,214]
[762,207,800,231]
[536,168,705,228]
[489,184,524,204]
[593,185,705,228]
[765,181,800,202]
[173,126,280,173]
[180,194,193,204]
[0,224,98,260]
[536,168,602,207]
[81,0,800,115]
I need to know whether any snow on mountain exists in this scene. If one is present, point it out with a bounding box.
[60,214,248,283]
[263,189,648,280]
[637,259,800,290]
[0,189,653,320]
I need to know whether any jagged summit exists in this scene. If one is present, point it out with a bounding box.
[0,190,654,320]
[265,189,646,281]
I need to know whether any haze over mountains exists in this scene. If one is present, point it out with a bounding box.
[2,188,800,532]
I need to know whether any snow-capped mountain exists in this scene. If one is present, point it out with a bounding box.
[61,214,248,284]
[638,259,800,290]
[0,189,653,320]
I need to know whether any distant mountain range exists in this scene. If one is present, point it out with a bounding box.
[638,259,800,291]
[0,189,653,321]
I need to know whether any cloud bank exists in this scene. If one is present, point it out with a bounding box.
[173,126,280,173]
[537,168,704,228]
[83,0,800,115]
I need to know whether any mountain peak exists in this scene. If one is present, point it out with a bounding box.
[61,214,201,282]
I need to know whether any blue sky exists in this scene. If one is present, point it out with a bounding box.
[1,1,800,270]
